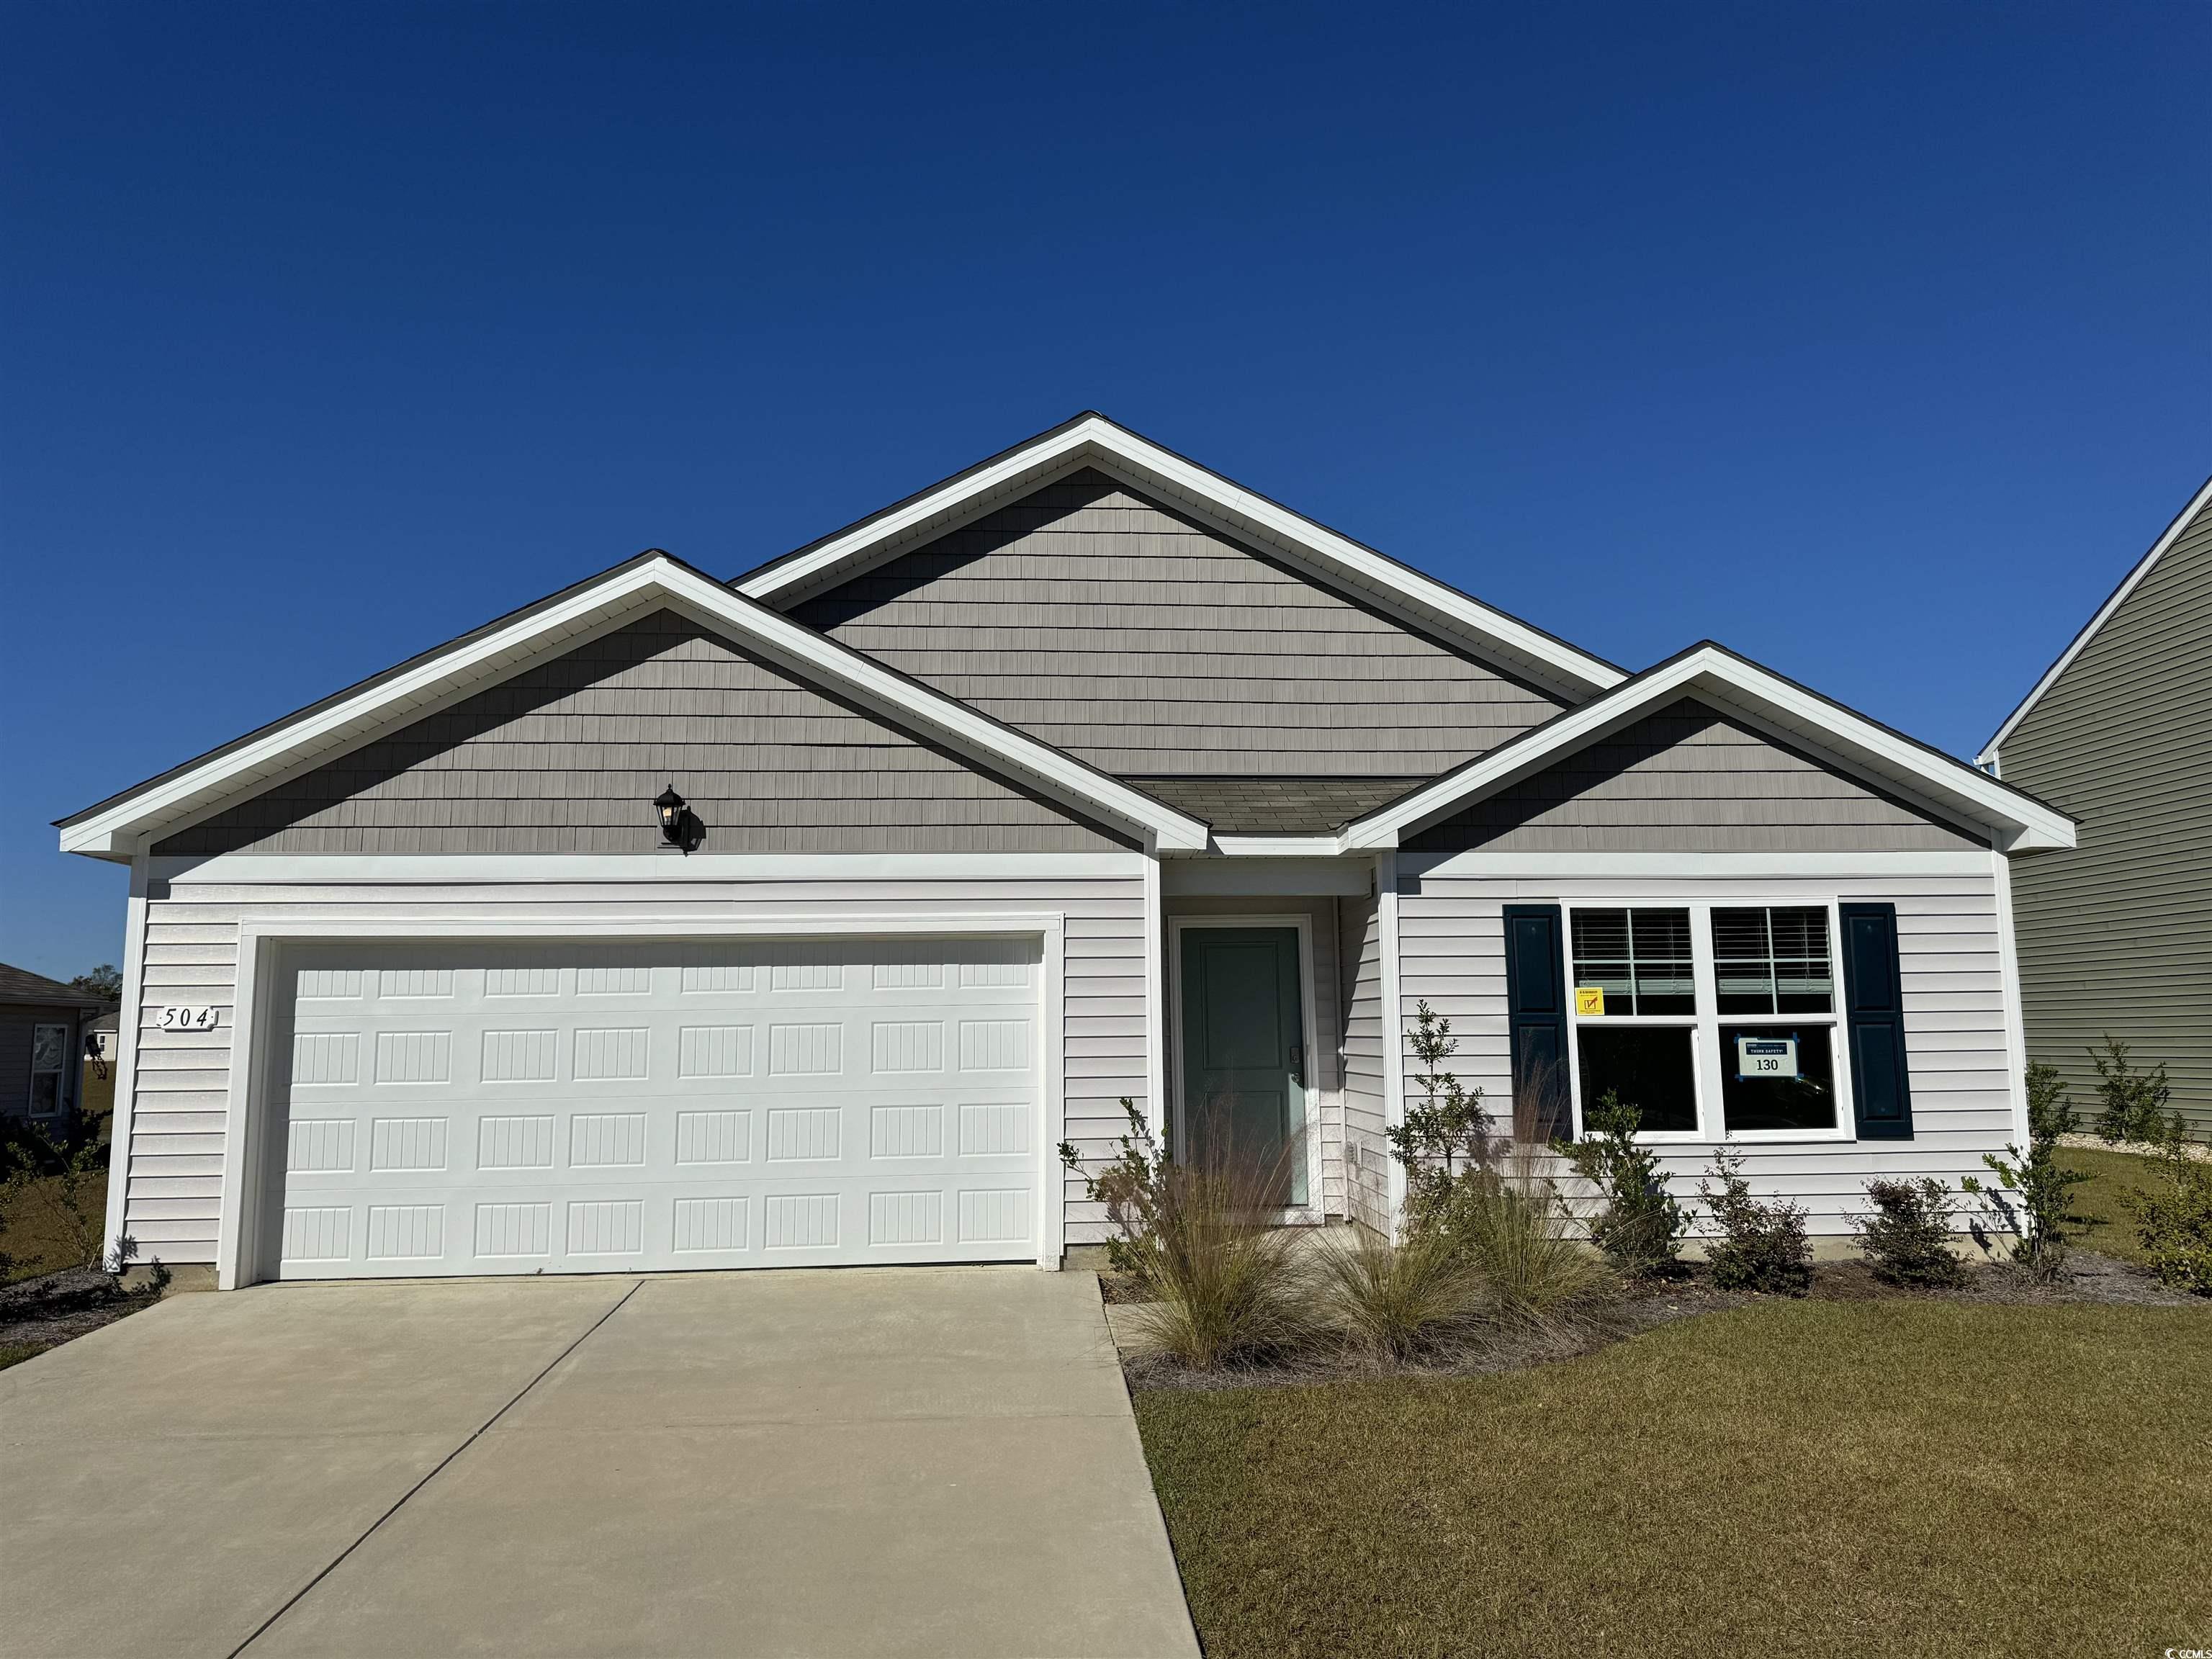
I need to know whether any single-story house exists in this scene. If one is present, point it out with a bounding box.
[0,962,107,1123]
[1979,475,2211,1136]
[85,1009,120,1064]
[58,414,2073,1287]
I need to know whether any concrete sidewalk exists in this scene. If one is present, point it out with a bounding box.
[0,1269,1198,1659]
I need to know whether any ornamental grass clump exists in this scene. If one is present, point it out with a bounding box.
[1060,1100,1322,1370]
[1314,1221,1485,1363]
[1697,1143,1811,1295]
[1388,1011,1609,1328]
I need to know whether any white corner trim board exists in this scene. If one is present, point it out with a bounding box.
[59,554,1210,861]
[737,413,1624,700]
[1979,473,2212,768]
[1337,644,2076,855]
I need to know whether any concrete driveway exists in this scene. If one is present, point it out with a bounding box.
[0,1269,1198,1659]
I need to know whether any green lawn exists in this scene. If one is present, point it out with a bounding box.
[1135,1301,2212,1659]
[2057,1144,2166,1264]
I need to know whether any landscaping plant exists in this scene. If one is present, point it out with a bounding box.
[1388,1020,1606,1325]
[1697,1143,1811,1295]
[1555,1093,1683,1278]
[1962,1059,2090,1280]
[2123,1129,2212,1295]
[1852,1178,1966,1287]
[2089,1037,2180,1145]
[1388,999,1497,1226]
[1060,1100,1321,1368]
[1314,1221,1484,1362]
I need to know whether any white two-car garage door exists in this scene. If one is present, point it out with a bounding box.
[266,936,1044,1280]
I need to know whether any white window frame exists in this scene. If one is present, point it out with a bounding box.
[28,1022,70,1118]
[1563,898,1856,1146]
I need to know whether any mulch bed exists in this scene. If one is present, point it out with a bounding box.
[1117,1249,2200,1393]
[0,1266,163,1362]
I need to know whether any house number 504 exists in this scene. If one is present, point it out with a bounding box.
[159,1006,220,1031]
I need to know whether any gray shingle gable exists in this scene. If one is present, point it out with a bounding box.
[790,468,1568,777]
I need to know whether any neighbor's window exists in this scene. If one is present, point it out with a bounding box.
[1564,903,1852,1141]
[1570,908,1700,1133]
[29,1022,67,1117]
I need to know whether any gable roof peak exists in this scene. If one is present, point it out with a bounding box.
[734,412,1625,701]
[1979,471,2212,767]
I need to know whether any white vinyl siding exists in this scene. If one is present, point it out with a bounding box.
[117,871,1144,1264]
[1395,865,2013,1233]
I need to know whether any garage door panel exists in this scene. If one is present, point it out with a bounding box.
[269,937,1043,1279]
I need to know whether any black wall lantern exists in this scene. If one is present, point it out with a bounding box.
[654,784,689,850]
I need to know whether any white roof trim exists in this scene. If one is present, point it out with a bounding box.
[59,554,1210,859]
[1339,644,2077,855]
[737,413,1625,700]
[1978,474,2212,768]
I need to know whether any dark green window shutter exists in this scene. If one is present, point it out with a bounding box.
[1503,904,1572,1140]
[1839,902,1914,1140]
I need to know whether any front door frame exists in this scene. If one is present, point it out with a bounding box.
[1166,912,1323,1216]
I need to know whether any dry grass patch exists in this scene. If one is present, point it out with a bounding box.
[1135,1300,2212,1659]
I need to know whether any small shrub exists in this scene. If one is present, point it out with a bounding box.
[1060,1100,1322,1368]
[1853,1178,1966,1287]
[1385,1021,1606,1327]
[1388,1000,1496,1228]
[1698,1143,1811,1295]
[2089,1037,2180,1145]
[1961,1060,2091,1280]
[1315,1223,1483,1362]
[2124,1139,2212,1295]
[1555,1093,1683,1279]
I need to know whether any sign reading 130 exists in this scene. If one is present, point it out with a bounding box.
[158,1006,221,1032]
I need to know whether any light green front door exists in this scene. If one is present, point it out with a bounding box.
[1179,927,1307,1206]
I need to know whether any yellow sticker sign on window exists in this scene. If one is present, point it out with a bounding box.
[1575,986,1605,1017]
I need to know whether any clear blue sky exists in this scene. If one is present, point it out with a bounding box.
[3,2,2206,980]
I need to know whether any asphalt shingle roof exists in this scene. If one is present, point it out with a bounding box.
[0,962,108,1009]
[1128,776,1429,835]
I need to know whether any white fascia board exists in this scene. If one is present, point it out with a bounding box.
[149,851,1148,885]
[739,415,1624,699]
[1977,474,2212,766]
[1204,835,1346,857]
[1341,647,2076,854]
[63,556,1209,858]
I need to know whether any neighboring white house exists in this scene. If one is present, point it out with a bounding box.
[58,413,2071,1287]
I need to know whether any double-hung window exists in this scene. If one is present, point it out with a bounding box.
[1564,902,1850,1141]
[29,1022,68,1118]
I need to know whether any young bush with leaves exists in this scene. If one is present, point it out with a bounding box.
[1554,1093,1683,1278]
[1961,1059,2089,1280]
[1385,1014,1606,1326]
[1059,1100,1321,1368]
[2124,1134,2212,1295]
[1387,1000,1496,1228]
[1697,1143,1811,1295]
[1852,1178,1966,1287]
[2089,1037,2180,1145]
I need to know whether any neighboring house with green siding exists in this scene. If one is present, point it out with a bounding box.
[1980,475,2212,1138]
